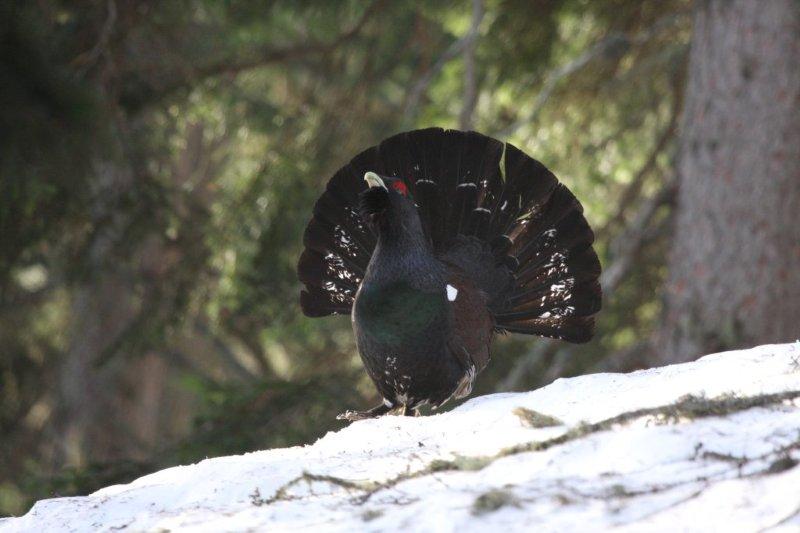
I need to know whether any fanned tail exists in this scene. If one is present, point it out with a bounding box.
[298,128,601,343]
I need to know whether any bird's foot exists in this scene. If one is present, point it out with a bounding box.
[336,403,392,422]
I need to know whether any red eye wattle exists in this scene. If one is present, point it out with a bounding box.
[392,181,408,196]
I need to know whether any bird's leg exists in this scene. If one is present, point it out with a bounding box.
[336,403,392,422]
[400,405,420,417]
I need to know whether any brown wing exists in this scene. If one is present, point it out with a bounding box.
[445,266,494,398]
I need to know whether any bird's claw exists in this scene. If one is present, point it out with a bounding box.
[336,410,372,422]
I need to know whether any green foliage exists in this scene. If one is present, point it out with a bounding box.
[175,374,364,457]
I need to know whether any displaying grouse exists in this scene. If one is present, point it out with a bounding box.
[298,128,601,421]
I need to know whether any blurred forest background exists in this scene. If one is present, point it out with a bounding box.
[1,0,798,516]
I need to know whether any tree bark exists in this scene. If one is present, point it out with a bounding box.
[54,142,140,466]
[52,122,221,467]
[655,0,800,363]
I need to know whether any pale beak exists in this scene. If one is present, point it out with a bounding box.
[364,171,387,190]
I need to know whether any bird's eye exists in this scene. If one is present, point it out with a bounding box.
[392,181,409,196]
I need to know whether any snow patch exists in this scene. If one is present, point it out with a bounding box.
[3,343,800,532]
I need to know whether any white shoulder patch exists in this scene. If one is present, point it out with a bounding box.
[446,284,458,302]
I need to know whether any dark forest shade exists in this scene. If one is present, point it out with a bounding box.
[298,128,601,418]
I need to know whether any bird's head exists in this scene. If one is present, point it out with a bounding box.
[359,171,424,243]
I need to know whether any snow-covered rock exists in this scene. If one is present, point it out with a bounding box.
[3,343,800,532]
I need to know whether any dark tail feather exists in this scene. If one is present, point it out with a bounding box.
[452,182,478,236]
[413,179,443,249]
[298,128,601,341]
[500,316,597,343]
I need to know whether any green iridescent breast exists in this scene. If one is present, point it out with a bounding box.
[355,282,446,346]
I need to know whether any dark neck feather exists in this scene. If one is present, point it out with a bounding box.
[367,208,443,288]
[376,209,428,252]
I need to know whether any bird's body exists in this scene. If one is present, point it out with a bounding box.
[298,128,601,420]
[353,228,494,410]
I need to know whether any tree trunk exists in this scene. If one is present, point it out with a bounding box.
[53,146,140,466]
[52,121,224,468]
[655,0,800,364]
